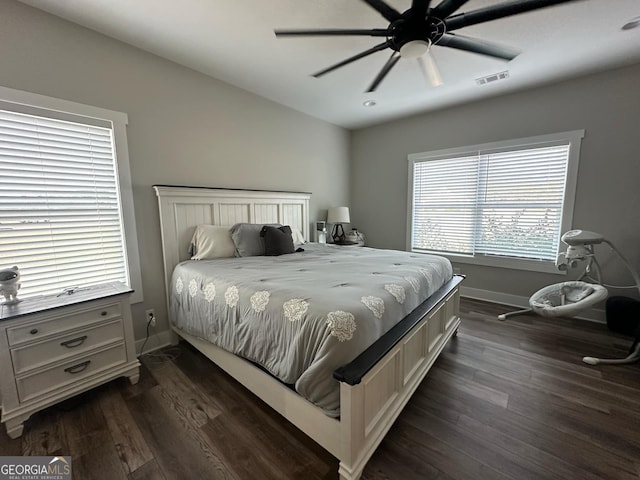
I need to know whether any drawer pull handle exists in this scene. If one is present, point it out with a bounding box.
[64,361,91,374]
[101,311,108,316]
[30,328,38,335]
[60,335,88,348]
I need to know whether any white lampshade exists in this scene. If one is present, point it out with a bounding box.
[327,206,350,224]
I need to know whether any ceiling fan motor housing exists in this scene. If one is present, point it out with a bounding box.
[388,11,446,55]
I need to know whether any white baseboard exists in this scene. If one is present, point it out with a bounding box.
[460,286,606,324]
[135,329,173,356]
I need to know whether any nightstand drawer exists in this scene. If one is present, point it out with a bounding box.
[7,303,122,346]
[11,320,125,375]
[16,343,127,403]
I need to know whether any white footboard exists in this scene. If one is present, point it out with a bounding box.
[337,284,461,480]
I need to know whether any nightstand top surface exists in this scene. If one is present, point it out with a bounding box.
[0,282,132,322]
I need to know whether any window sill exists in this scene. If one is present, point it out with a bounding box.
[412,250,566,275]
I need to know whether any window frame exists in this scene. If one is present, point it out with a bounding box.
[0,85,144,302]
[407,130,584,274]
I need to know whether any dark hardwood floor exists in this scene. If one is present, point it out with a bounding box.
[1,298,639,479]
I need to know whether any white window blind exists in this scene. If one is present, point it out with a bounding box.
[0,109,129,298]
[410,133,582,265]
[477,145,569,260]
[413,155,478,255]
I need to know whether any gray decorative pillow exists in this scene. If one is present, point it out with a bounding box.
[260,225,295,256]
[230,223,281,257]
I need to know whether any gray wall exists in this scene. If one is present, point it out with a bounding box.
[0,1,350,340]
[351,63,640,301]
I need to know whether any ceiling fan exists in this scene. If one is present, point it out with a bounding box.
[275,0,579,92]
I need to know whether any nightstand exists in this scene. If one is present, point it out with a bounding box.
[0,282,140,438]
[330,241,365,247]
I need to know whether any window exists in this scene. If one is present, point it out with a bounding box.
[408,131,583,273]
[0,86,143,301]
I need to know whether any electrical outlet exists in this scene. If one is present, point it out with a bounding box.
[145,309,156,327]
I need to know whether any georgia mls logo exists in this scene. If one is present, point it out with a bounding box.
[48,457,70,474]
[0,456,72,480]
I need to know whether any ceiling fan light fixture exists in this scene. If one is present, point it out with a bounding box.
[399,40,430,59]
[419,53,444,87]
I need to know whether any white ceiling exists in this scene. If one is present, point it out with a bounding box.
[18,0,640,129]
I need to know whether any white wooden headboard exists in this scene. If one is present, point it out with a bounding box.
[153,185,311,308]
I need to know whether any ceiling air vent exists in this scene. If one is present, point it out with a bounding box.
[476,71,509,86]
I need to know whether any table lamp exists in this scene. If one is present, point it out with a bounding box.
[327,206,350,244]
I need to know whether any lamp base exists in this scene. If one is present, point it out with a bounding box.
[332,224,346,243]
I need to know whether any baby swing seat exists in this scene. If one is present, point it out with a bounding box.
[529,281,608,318]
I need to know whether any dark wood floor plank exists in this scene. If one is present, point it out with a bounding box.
[62,391,128,480]
[485,339,605,379]
[457,411,633,480]
[393,420,515,480]
[427,365,510,408]
[422,310,640,479]
[201,415,292,480]
[127,385,237,480]
[71,443,129,480]
[21,410,67,456]
[0,423,22,456]
[99,383,154,475]
[119,362,158,401]
[479,340,604,379]
[62,393,106,453]
[428,362,619,457]
[459,304,627,365]
[145,358,221,429]
[448,334,640,470]
[405,401,575,480]
[506,388,640,465]
[173,343,337,478]
[529,368,640,412]
[362,432,442,480]
[128,460,167,480]
[443,338,534,379]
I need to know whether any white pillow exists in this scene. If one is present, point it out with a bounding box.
[291,226,306,246]
[190,225,235,260]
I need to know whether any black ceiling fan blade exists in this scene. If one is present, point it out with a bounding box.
[366,51,401,92]
[312,42,391,78]
[362,0,403,22]
[446,0,578,31]
[411,0,432,19]
[275,28,390,37]
[432,0,469,19]
[438,33,519,60]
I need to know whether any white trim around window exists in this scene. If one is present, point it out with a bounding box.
[0,85,144,303]
[407,130,584,274]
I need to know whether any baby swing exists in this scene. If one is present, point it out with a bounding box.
[499,230,640,365]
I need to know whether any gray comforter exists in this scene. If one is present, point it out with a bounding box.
[170,243,452,416]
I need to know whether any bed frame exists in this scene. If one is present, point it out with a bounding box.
[154,185,463,480]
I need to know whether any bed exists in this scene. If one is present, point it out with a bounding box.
[154,186,463,480]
